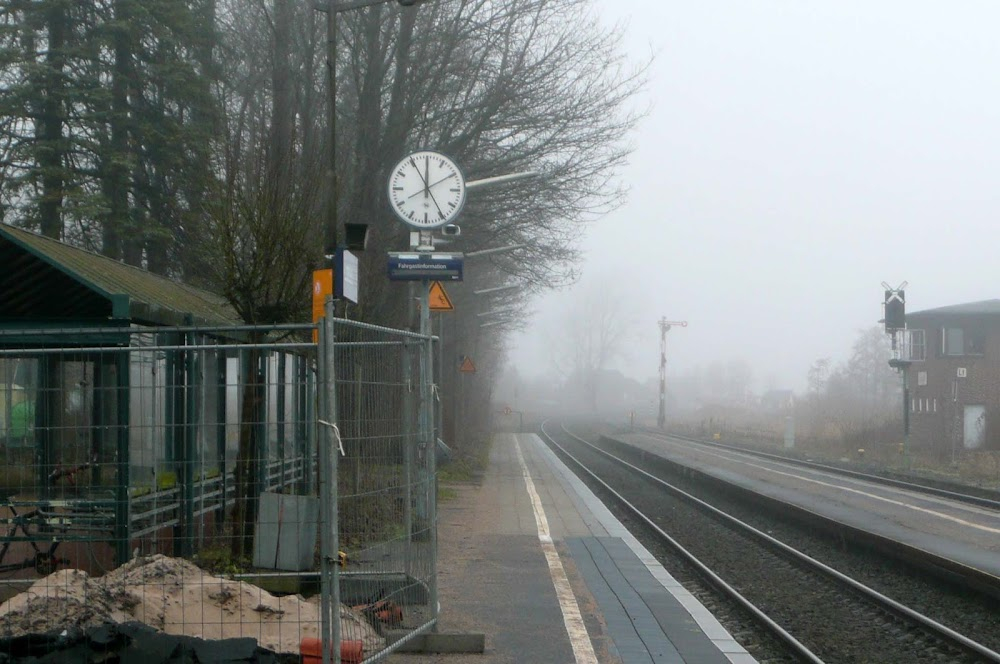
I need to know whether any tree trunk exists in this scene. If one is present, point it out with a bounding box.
[38,0,68,239]
[270,0,293,176]
[103,0,133,260]
[230,345,264,560]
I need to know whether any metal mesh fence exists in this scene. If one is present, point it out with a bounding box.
[318,317,437,663]
[0,317,438,663]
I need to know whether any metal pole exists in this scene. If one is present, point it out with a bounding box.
[403,340,413,543]
[317,309,330,664]
[437,314,444,448]
[418,279,438,629]
[657,318,687,429]
[658,321,668,429]
[306,359,317,496]
[114,351,130,566]
[326,5,338,258]
[902,369,910,469]
[318,299,339,664]
[183,324,197,557]
[329,313,341,664]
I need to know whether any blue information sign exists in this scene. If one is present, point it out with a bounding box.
[387,252,464,281]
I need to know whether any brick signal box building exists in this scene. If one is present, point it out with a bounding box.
[903,299,1000,458]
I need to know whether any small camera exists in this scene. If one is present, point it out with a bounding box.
[442,224,461,236]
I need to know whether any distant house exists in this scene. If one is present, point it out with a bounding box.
[901,299,1000,457]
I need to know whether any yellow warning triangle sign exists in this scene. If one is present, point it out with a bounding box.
[459,356,476,373]
[429,281,455,312]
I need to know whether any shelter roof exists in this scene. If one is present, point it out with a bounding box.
[0,225,240,327]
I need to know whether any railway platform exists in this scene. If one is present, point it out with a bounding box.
[394,432,755,664]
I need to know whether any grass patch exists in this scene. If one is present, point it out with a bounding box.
[437,435,494,483]
[437,485,457,502]
[438,461,475,483]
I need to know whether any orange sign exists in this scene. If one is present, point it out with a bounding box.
[429,281,454,311]
[312,269,333,342]
[459,356,476,373]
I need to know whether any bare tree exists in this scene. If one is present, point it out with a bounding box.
[200,1,325,553]
[548,282,635,411]
[800,327,900,452]
[200,141,322,558]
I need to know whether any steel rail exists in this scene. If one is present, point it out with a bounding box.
[537,421,824,664]
[547,422,1000,663]
[642,428,1000,511]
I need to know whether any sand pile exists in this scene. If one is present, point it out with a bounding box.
[0,555,383,655]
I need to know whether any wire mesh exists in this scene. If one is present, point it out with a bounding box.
[0,318,439,662]
[0,324,326,660]
[327,318,438,662]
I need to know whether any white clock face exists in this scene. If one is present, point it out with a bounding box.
[388,150,466,229]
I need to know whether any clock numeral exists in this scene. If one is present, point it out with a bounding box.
[392,186,404,191]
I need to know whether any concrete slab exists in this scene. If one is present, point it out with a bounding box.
[391,433,755,663]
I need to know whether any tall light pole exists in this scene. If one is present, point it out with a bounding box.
[318,0,426,260]
[657,318,687,429]
[313,3,428,662]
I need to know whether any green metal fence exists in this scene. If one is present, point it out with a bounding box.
[0,317,438,662]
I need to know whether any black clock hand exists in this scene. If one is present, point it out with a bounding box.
[407,174,454,199]
[407,157,446,217]
[426,187,447,218]
[410,157,431,191]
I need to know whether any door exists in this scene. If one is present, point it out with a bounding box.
[963,405,986,450]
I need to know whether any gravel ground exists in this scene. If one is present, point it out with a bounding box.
[547,428,999,664]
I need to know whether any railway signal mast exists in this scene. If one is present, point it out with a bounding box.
[882,281,910,467]
[657,318,688,429]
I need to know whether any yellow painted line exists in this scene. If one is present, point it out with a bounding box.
[648,435,1000,535]
[513,436,598,664]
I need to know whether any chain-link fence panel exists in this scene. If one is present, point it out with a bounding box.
[0,323,322,659]
[318,317,437,663]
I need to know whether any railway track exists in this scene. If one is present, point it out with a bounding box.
[540,422,1000,664]
[643,427,1000,511]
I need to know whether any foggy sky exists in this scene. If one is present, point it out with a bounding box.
[509,2,1000,391]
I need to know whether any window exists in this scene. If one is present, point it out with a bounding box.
[942,327,985,356]
[944,327,964,355]
[917,371,927,386]
[908,329,926,361]
[967,330,986,354]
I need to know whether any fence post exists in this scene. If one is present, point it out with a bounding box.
[216,356,227,533]
[182,325,196,557]
[167,334,184,556]
[403,341,414,549]
[115,350,131,566]
[277,352,286,488]
[425,333,438,628]
[257,351,269,493]
[318,302,340,664]
[306,358,316,496]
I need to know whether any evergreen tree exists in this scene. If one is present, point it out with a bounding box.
[0,0,219,269]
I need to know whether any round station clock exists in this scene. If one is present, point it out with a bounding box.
[387,150,466,229]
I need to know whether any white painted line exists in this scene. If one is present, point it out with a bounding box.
[513,436,598,664]
[644,435,1000,535]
